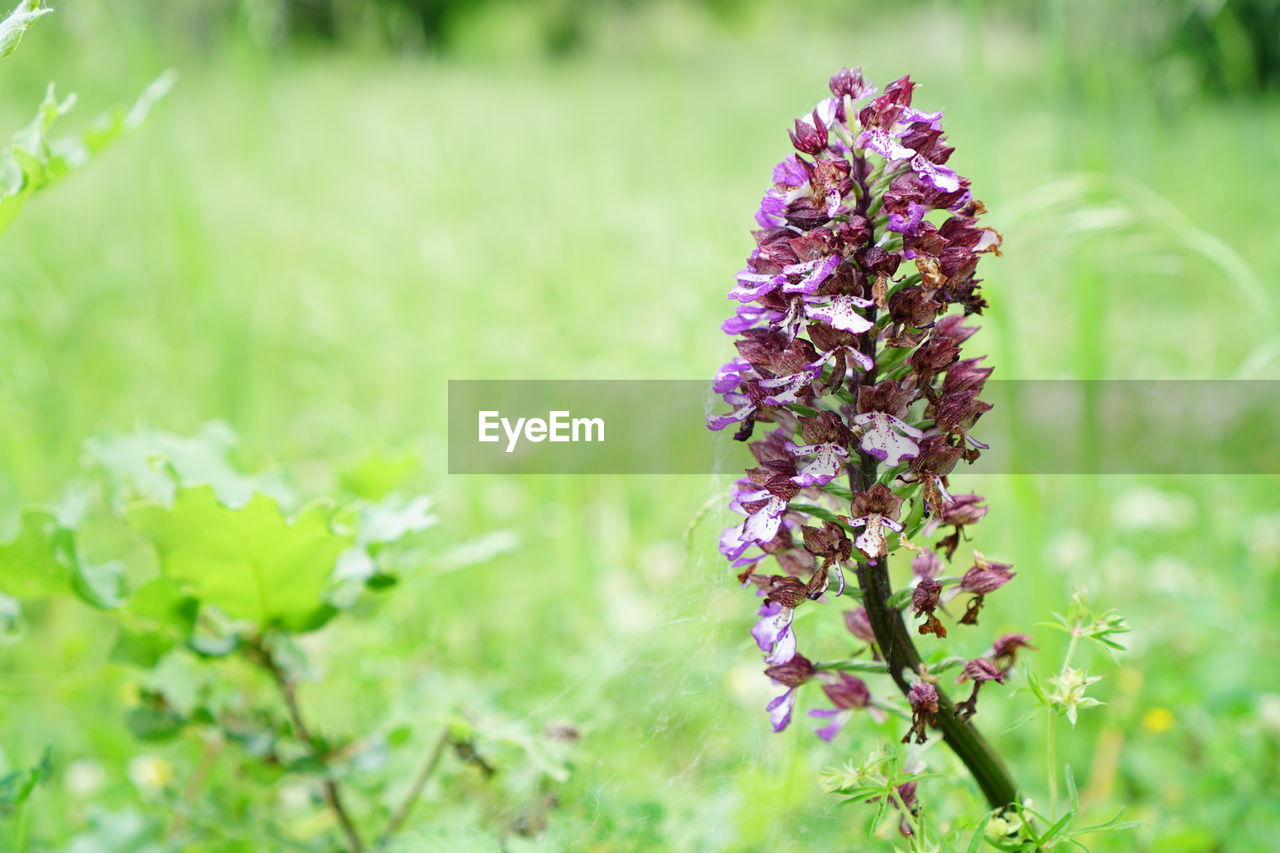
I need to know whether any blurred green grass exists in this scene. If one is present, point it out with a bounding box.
[1,1,1279,850]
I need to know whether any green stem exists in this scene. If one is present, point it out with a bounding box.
[250,640,367,853]
[379,728,450,846]
[1045,708,1058,819]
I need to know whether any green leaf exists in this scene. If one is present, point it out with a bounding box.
[129,487,354,632]
[84,422,292,512]
[339,448,420,500]
[1064,763,1080,815]
[0,0,49,60]
[125,706,185,742]
[0,748,51,814]
[0,509,123,608]
[0,70,174,237]
[0,510,71,599]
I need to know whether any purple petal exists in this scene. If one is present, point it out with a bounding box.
[781,255,840,295]
[911,154,960,193]
[808,708,850,742]
[707,405,755,431]
[764,622,797,665]
[767,687,797,732]
[729,271,785,303]
[772,155,808,188]
[887,202,927,236]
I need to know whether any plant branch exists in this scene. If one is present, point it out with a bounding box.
[379,728,450,846]
[252,640,367,853]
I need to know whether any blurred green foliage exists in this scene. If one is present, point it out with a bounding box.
[0,0,1278,851]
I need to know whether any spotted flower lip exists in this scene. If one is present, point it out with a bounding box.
[803,293,874,333]
[854,411,923,468]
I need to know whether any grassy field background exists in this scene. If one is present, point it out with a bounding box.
[1,1,1279,850]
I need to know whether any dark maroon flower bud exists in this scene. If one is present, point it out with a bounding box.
[903,681,939,744]
[857,379,916,420]
[942,356,994,395]
[932,492,988,558]
[933,390,992,437]
[991,633,1036,673]
[960,657,1006,685]
[743,462,800,502]
[939,493,988,527]
[749,429,794,465]
[955,657,1006,719]
[789,112,829,154]
[831,215,870,252]
[859,244,902,277]
[801,520,852,567]
[907,434,964,517]
[960,555,1015,594]
[858,75,915,130]
[909,335,961,377]
[958,553,1015,625]
[829,66,873,99]
[823,672,872,709]
[889,286,943,329]
[765,652,816,688]
[843,607,876,645]
[931,313,979,345]
[849,482,904,520]
[758,574,810,609]
[798,410,853,446]
[911,577,946,638]
[784,199,830,230]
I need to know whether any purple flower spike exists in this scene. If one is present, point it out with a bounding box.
[709,70,1024,807]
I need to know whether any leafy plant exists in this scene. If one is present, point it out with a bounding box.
[0,426,563,850]
[0,0,175,236]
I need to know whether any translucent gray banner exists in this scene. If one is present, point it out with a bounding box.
[447,380,1280,475]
